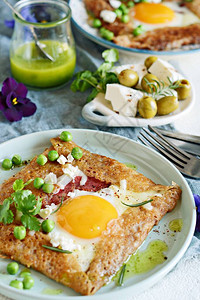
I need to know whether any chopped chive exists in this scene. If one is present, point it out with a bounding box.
[121,199,153,207]
[117,264,126,286]
[51,197,63,215]
[42,245,72,253]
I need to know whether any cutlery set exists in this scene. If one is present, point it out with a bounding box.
[138,126,200,179]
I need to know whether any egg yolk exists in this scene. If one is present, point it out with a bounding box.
[134,3,175,24]
[56,195,118,239]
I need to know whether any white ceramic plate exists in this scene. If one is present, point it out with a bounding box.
[70,0,200,59]
[0,129,196,300]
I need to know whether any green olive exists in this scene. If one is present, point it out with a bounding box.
[174,79,191,100]
[144,56,158,69]
[118,69,139,87]
[141,74,159,93]
[157,96,179,115]
[138,96,157,119]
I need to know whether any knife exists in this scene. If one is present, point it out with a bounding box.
[153,128,200,156]
[155,128,200,145]
[166,137,200,156]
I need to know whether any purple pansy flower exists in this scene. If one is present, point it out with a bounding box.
[0,78,37,122]
[194,194,200,232]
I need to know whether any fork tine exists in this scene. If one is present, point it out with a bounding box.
[138,134,185,174]
[149,126,191,159]
[142,127,189,164]
[139,132,186,168]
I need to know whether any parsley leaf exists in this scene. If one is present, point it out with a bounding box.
[0,179,43,231]
[21,214,41,231]
[0,198,14,224]
[71,49,119,102]
[13,179,24,191]
[102,49,119,63]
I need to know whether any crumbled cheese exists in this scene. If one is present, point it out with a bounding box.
[39,203,58,219]
[100,10,117,23]
[57,155,67,165]
[57,174,72,190]
[44,172,57,184]
[67,153,74,163]
[48,231,82,251]
[62,164,79,178]
[79,171,88,186]
[109,0,121,9]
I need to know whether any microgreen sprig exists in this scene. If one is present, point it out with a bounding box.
[121,199,153,207]
[142,77,181,99]
[117,264,126,286]
[71,49,119,102]
[42,245,72,254]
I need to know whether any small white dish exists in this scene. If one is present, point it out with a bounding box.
[0,129,196,300]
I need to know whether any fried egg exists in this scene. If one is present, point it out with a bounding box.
[45,182,163,271]
[133,2,200,30]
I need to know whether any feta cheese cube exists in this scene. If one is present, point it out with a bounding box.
[109,0,121,9]
[100,10,117,23]
[149,59,183,84]
[105,83,143,117]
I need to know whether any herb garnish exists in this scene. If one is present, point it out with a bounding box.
[51,197,63,215]
[117,264,126,286]
[42,245,72,254]
[121,199,153,207]
[0,179,42,231]
[71,49,119,102]
[143,77,181,99]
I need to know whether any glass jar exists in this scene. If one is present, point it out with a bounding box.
[10,0,76,89]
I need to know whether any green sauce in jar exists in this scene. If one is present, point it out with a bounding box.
[10,40,76,88]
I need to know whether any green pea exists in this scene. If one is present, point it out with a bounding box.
[127,1,134,8]
[20,268,31,278]
[12,154,22,166]
[48,150,59,162]
[114,8,122,18]
[119,4,129,15]
[34,177,44,189]
[7,262,19,275]
[121,15,130,23]
[133,25,146,37]
[14,226,26,240]
[42,219,55,233]
[9,280,23,289]
[23,276,34,289]
[92,18,102,28]
[2,159,12,170]
[60,131,73,142]
[36,154,47,166]
[42,183,54,194]
[71,147,83,160]
[100,28,114,41]
[141,0,149,2]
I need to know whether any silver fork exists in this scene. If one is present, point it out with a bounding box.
[138,125,200,179]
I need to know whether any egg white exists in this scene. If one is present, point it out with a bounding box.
[133,2,200,31]
[46,185,163,271]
